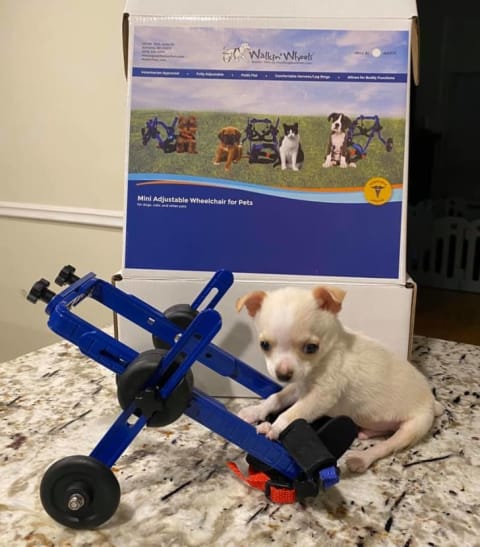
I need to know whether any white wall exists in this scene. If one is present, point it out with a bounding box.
[0,0,127,362]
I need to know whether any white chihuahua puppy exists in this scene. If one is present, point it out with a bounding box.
[236,286,442,473]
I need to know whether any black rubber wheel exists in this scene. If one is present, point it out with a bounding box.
[153,304,198,350]
[40,455,120,529]
[116,348,193,427]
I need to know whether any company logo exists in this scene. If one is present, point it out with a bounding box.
[222,42,252,63]
[364,177,393,206]
[222,42,313,64]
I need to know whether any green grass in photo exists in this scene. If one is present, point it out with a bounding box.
[129,110,405,189]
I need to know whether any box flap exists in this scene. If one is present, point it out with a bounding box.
[124,0,417,19]
[411,17,420,85]
[122,13,129,76]
[123,1,419,81]
[406,275,417,359]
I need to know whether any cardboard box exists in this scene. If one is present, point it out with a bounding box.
[121,0,419,284]
[114,274,416,396]
[116,0,419,396]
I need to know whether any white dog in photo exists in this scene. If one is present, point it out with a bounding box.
[236,286,443,473]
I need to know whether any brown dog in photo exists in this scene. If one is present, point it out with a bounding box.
[176,115,198,154]
[213,126,242,171]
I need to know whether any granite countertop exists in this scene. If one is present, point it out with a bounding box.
[1,335,479,546]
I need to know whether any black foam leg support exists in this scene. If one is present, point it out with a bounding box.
[314,415,358,460]
[279,419,336,475]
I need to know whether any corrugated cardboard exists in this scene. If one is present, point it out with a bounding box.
[115,0,419,396]
[114,273,417,396]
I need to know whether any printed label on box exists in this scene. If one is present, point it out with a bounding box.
[125,21,410,279]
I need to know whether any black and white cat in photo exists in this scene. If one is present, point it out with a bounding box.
[274,122,304,170]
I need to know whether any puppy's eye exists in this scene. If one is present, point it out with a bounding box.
[260,340,271,352]
[303,343,319,355]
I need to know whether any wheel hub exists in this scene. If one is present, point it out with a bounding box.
[67,493,86,511]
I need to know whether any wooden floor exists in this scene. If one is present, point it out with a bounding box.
[414,286,480,346]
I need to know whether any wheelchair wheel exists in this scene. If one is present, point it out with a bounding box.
[153,304,198,350]
[116,348,193,427]
[40,455,120,529]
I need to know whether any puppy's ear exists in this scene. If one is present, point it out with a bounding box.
[312,286,346,314]
[236,291,267,317]
[218,129,225,140]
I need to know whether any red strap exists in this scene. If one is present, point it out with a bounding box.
[227,462,297,504]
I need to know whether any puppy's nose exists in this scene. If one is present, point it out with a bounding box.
[276,370,293,382]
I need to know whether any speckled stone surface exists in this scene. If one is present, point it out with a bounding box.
[1,336,479,546]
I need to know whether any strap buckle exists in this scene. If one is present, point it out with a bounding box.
[265,477,297,504]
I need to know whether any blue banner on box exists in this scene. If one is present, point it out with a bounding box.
[125,176,402,277]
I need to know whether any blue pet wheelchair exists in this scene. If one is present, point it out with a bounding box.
[27,266,357,529]
[141,116,178,153]
[347,114,393,163]
[242,117,280,164]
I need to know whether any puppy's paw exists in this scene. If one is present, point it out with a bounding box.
[256,421,281,441]
[238,404,265,424]
[344,450,370,473]
[256,421,272,436]
[322,161,331,168]
[266,425,281,440]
